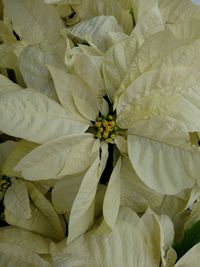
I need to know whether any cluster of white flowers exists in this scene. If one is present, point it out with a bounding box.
[1,0,200,266]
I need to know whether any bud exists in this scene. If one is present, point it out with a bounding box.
[98,127,104,133]
[102,120,108,127]
[96,132,102,139]
[103,132,109,139]
[95,121,102,128]
[108,115,113,120]
[105,138,113,143]
[110,133,116,140]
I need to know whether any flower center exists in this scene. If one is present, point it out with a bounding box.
[94,114,118,143]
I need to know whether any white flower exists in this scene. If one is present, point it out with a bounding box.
[51,206,174,267]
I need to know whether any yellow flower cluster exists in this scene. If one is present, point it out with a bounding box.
[94,115,118,143]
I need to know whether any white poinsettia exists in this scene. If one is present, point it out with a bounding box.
[65,15,125,52]
[0,46,159,241]
[1,23,200,240]
[0,139,65,243]
[48,0,134,33]
[3,0,68,99]
[104,32,200,195]
[3,177,31,220]
[0,226,52,267]
[0,59,108,242]
[3,180,66,242]
[51,206,174,267]
[58,0,165,51]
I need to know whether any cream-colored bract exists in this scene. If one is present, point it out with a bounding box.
[0,88,89,144]
[3,0,68,99]
[4,0,62,45]
[102,157,121,229]
[0,74,21,94]
[1,0,200,256]
[67,15,125,52]
[5,182,65,241]
[15,134,99,180]
[0,227,51,267]
[4,177,31,219]
[105,35,200,194]
[51,207,172,267]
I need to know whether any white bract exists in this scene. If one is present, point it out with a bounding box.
[0,226,52,267]
[0,0,200,246]
[105,32,200,195]
[61,0,165,51]
[51,207,173,267]
[1,20,200,241]
[3,0,67,99]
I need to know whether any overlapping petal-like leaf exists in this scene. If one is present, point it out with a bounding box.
[52,207,170,267]
[5,182,65,241]
[4,0,63,45]
[4,177,31,219]
[0,88,89,144]
[15,134,99,180]
[0,226,51,267]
